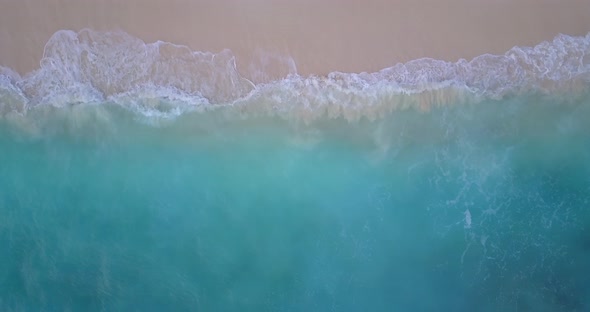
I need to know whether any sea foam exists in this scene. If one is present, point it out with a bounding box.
[0,29,589,121]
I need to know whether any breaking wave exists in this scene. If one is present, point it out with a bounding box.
[1,29,589,121]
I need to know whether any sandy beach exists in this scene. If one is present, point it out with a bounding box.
[1,0,590,76]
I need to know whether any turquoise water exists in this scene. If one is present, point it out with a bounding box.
[1,29,590,311]
[1,93,589,311]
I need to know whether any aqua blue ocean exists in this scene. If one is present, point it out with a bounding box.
[1,30,590,311]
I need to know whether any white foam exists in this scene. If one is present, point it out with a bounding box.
[0,67,29,115]
[1,29,589,121]
[464,209,472,229]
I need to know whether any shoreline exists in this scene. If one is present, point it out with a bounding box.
[1,0,590,77]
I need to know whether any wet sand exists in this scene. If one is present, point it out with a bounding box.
[1,0,590,76]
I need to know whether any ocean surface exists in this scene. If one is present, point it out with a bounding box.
[1,30,590,311]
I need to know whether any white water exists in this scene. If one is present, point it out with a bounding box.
[0,29,589,121]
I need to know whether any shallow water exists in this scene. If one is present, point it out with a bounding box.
[0,92,589,311]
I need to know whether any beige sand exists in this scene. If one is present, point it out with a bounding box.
[1,0,590,76]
